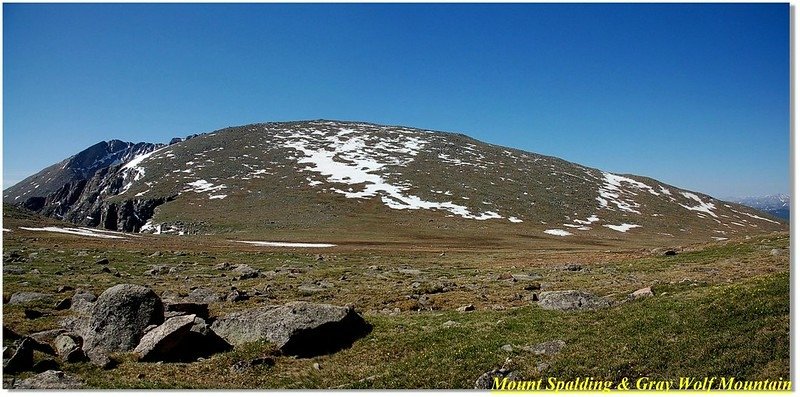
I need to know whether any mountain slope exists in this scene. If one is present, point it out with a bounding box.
[4,140,162,206]
[4,120,787,244]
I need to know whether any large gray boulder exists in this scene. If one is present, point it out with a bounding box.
[81,284,164,365]
[537,290,610,311]
[210,301,370,357]
[14,370,84,389]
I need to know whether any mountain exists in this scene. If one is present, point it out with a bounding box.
[4,140,163,207]
[3,120,787,244]
[730,194,790,220]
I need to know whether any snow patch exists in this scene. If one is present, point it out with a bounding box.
[544,229,572,236]
[186,179,227,193]
[281,127,507,221]
[603,223,641,232]
[678,192,717,218]
[19,226,127,239]
[236,240,336,248]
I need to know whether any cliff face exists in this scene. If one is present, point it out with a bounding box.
[5,140,163,204]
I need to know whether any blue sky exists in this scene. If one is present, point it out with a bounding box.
[3,3,789,198]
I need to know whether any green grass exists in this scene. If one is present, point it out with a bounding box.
[2,211,789,389]
[7,271,785,389]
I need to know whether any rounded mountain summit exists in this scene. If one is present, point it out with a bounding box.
[4,120,786,246]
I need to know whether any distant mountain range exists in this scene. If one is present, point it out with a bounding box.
[729,194,790,220]
[3,120,787,243]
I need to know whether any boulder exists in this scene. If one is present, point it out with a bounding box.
[233,264,260,279]
[81,284,164,366]
[537,290,610,311]
[8,292,51,305]
[187,287,224,304]
[183,317,232,360]
[54,334,85,362]
[163,301,209,319]
[28,329,66,346]
[210,301,371,357]
[133,314,196,362]
[4,338,34,373]
[14,370,84,389]
[55,298,72,310]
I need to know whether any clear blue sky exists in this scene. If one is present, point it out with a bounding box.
[3,3,789,198]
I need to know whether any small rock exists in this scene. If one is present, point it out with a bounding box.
[313,362,321,370]
[100,266,111,273]
[664,250,677,256]
[3,266,25,275]
[630,287,654,300]
[13,370,84,389]
[149,251,161,257]
[95,258,109,265]
[523,283,541,291]
[475,367,520,389]
[563,263,582,271]
[54,334,85,362]
[770,248,785,256]
[538,290,610,311]
[316,254,324,261]
[57,285,74,293]
[230,356,275,374]
[298,285,324,294]
[226,289,249,302]
[536,362,550,373]
[522,339,566,356]
[187,288,224,304]
[233,264,260,279]
[442,320,459,328]
[457,304,476,312]
[8,292,51,305]
[500,344,514,352]
[25,309,44,320]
